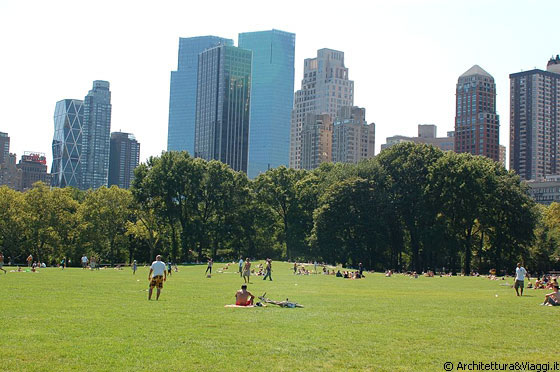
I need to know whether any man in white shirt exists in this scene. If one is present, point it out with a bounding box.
[514,262,529,296]
[148,255,167,300]
[81,255,88,269]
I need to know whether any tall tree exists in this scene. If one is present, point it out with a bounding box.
[377,143,443,272]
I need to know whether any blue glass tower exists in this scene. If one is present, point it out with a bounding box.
[51,99,84,188]
[167,36,234,154]
[82,80,112,189]
[238,30,295,178]
[194,46,252,173]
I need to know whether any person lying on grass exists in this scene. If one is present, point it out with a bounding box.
[235,284,255,306]
[542,285,560,306]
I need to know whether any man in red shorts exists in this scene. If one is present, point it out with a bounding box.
[235,284,255,306]
[148,255,167,300]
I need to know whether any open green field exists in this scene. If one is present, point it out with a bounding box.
[0,262,555,371]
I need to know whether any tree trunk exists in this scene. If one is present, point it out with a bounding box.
[464,226,473,275]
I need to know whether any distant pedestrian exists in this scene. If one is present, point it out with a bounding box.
[167,261,172,276]
[148,255,167,301]
[314,261,317,274]
[238,258,243,277]
[132,260,137,275]
[60,258,66,270]
[293,262,297,274]
[26,255,33,267]
[205,258,213,275]
[514,262,529,296]
[243,258,251,283]
[359,262,364,277]
[263,259,272,281]
[81,255,88,269]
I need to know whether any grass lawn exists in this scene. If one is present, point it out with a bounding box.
[0,262,555,371]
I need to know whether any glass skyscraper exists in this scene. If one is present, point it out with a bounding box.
[238,30,295,178]
[82,80,112,189]
[194,45,252,173]
[167,36,234,154]
[51,99,84,188]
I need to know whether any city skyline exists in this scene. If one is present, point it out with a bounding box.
[1,0,560,171]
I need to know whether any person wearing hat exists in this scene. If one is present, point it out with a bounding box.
[148,255,167,300]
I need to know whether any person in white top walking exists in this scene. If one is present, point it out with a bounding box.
[148,255,167,300]
[514,262,529,296]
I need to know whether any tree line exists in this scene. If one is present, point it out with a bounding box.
[1,143,559,274]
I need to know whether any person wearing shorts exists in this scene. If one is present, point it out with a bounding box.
[243,258,251,283]
[238,258,243,277]
[514,263,528,296]
[235,284,254,306]
[148,255,167,300]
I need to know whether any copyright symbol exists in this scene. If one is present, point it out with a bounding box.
[443,362,453,371]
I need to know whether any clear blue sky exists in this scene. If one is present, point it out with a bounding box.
[1,0,558,169]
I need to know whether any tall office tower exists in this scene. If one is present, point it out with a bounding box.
[194,45,252,173]
[0,132,9,165]
[301,113,332,170]
[81,80,111,189]
[108,132,140,189]
[167,36,234,154]
[454,65,500,161]
[51,99,84,188]
[238,29,295,178]
[17,152,52,190]
[510,56,560,180]
[290,49,354,169]
[332,106,375,164]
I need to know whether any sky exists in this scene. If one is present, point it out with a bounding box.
[1,0,559,171]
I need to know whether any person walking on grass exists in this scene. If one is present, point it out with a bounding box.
[514,262,529,296]
[238,258,243,277]
[148,255,167,300]
[132,260,137,275]
[27,254,33,268]
[0,252,6,274]
[205,258,213,275]
[263,259,272,281]
[243,258,251,284]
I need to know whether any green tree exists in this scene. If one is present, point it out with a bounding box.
[377,143,443,272]
[80,186,133,263]
[254,166,311,260]
[0,186,26,261]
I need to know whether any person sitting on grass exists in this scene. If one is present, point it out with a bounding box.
[235,284,255,306]
[542,285,560,306]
